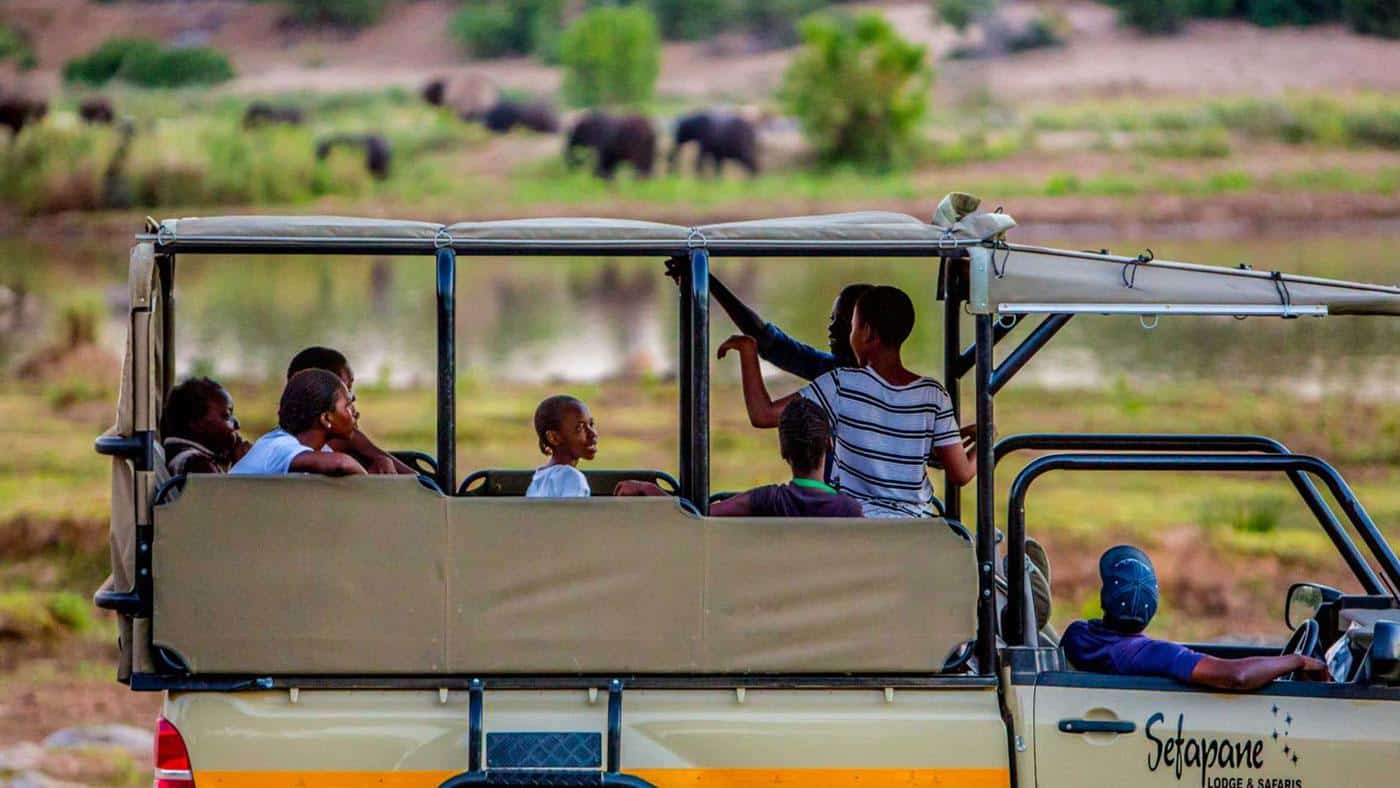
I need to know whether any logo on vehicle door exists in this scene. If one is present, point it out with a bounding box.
[1144,705,1303,788]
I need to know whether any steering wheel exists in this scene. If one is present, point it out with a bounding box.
[1278,618,1319,681]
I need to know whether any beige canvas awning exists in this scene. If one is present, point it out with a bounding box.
[969,245,1400,317]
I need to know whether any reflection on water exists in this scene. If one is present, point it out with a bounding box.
[1,235,1397,398]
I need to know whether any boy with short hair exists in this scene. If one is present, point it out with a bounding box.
[719,285,976,518]
[286,346,414,475]
[707,398,862,517]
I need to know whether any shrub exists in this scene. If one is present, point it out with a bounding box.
[780,12,932,168]
[63,38,161,85]
[0,23,37,70]
[559,6,661,107]
[933,0,997,33]
[741,0,827,46]
[1246,0,1341,27]
[282,0,385,28]
[63,38,234,87]
[117,46,235,88]
[450,5,520,58]
[450,1,566,60]
[649,0,730,40]
[1113,0,1188,34]
[1345,0,1400,38]
[1007,10,1068,51]
[1343,105,1400,149]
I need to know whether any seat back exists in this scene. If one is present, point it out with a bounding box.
[458,468,680,496]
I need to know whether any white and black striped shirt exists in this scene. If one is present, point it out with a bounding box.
[800,368,960,518]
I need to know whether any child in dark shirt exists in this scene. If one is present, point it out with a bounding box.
[708,399,862,517]
[162,377,251,475]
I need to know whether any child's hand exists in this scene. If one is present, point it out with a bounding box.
[717,334,757,359]
[613,480,668,497]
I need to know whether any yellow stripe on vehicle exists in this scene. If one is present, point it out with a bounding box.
[200,767,1010,787]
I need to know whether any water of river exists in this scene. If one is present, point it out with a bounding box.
[2,234,1397,399]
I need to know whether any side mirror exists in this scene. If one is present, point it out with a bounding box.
[1284,582,1342,630]
[1369,620,1400,686]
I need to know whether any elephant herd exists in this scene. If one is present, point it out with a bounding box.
[422,75,762,180]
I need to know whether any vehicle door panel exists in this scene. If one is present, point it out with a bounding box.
[1033,673,1400,788]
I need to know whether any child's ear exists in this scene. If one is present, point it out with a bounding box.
[545,429,561,451]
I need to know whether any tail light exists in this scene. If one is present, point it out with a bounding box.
[155,717,194,787]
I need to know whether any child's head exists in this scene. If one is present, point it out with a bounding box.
[778,398,831,477]
[533,394,597,463]
[827,283,874,365]
[1098,544,1159,634]
[279,368,357,439]
[287,346,354,391]
[850,285,915,364]
[164,377,241,457]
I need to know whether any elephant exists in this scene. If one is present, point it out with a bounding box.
[243,102,305,128]
[315,133,392,180]
[79,97,115,125]
[0,94,46,138]
[482,99,560,134]
[668,111,759,176]
[565,111,655,179]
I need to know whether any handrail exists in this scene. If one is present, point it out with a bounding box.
[992,433,1386,595]
[1003,453,1400,647]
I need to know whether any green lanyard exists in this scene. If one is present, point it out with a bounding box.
[791,477,839,495]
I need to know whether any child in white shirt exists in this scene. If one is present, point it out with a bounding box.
[525,395,598,497]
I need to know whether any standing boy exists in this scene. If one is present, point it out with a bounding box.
[719,285,976,518]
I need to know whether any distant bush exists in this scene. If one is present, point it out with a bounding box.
[63,38,233,87]
[780,12,932,168]
[63,38,161,85]
[0,23,37,70]
[1111,0,1188,34]
[1345,0,1400,38]
[118,46,235,88]
[450,1,566,60]
[932,0,997,33]
[559,6,661,107]
[649,0,730,40]
[1007,10,1069,51]
[741,0,828,46]
[281,0,385,28]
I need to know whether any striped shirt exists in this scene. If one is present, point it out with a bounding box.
[799,368,960,518]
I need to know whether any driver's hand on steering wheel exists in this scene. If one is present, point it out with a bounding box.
[1297,655,1328,680]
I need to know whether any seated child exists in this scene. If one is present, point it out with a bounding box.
[709,398,862,517]
[231,369,367,476]
[162,377,251,475]
[286,346,414,475]
[526,394,598,497]
[718,285,976,518]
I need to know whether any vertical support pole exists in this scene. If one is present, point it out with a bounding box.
[675,256,693,505]
[467,678,483,772]
[684,249,710,513]
[155,253,176,416]
[606,679,623,773]
[942,259,964,522]
[435,248,457,493]
[974,314,998,672]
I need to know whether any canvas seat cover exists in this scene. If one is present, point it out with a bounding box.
[153,476,977,675]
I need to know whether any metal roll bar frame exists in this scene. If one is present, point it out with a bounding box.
[1002,453,1400,647]
[98,232,1398,686]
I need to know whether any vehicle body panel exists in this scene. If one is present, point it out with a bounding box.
[165,687,1010,787]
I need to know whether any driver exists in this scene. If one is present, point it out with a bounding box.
[1062,545,1327,691]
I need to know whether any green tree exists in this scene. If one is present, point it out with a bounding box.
[450,0,566,59]
[559,6,661,107]
[780,12,933,168]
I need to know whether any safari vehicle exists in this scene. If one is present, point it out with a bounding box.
[93,208,1400,788]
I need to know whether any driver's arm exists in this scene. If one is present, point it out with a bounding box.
[1189,654,1326,691]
